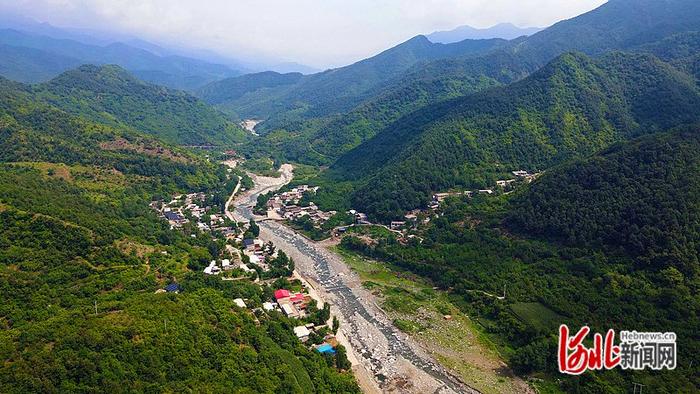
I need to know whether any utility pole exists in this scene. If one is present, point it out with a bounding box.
[632,382,645,394]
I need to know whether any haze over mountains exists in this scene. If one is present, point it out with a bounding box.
[0,16,320,90]
[426,23,543,43]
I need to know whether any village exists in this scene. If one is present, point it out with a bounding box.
[150,182,344,359]
[263,184,337,224]
[147,166,542,380]
[150,191,238,238]
[256,170,541,242]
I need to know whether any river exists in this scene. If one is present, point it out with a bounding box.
[229,165,477,394]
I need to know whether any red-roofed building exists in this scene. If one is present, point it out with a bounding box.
[274,289,291,300]
[290,293,305,303]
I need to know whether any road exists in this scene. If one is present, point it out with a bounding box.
[230,165,478,394]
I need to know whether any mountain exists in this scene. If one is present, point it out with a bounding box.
[324,51,700,220]
[0,43,82,83]
[32,64,247,146]
[224,0,700,167]
[0,28,243,90]
[197,35,509,119]
[271,62,321,75]
[634,31,700,82]
[0,74,358,393]
[197,71,305,119]
[0,76,205,180]
[339,126,700,392]
[427,23,543,43]
[509,127,700,271]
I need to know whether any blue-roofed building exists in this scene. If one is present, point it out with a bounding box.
[164,211,182,221]
[164,283,180,293]
[316,343,336,355]
[243,238,255,248]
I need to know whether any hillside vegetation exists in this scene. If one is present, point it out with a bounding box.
[202,0,700,169]
[324,52,700,220]
[0,75,358,392]
[340,128,700,392]
[29,65,247,146]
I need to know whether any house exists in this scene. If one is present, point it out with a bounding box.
[164,283,180,293]
[247,254,261,265]
[164,211,185,222]
[289,293,305,304]
[512,170,530,178]
[274,289,291,300]
[390,221,406,230]
[204,260,220,275]
[243,238,255,249]
[496,179,516,187]
[233,298,247,308]
[280,303,300,318]
[293,325,311,341]
[262,302,276,311]
[221,259,231,270]
[478,189,494,195]
[433,193,452,202]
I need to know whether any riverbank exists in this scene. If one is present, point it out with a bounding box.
[229,163,476,393]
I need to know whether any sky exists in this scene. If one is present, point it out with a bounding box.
[0,0,607,69]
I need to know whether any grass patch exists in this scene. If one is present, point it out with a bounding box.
[393,318,423,333]
[383,294,421,314]
[362,281,380,289]
[510,302,564,332]
[241,157,279,177]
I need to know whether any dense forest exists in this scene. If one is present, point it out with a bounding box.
[509,127,700,277]
[321,51,700,221]
[32,65,248,146]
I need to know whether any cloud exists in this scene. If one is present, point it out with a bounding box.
[0,0,607,68]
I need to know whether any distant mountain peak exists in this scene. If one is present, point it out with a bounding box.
[427,22,543,43]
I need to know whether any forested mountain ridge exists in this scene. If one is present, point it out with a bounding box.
[634,31,700,82]
[0,43,82,83]
[30,64,248,146]
[0,75,220,188]
[324,51,700,220]
[509,127,700,273]
[197,35,509,121]
[197,71,304,107]
[221,0,700,168]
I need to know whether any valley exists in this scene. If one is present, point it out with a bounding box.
[1,0,699,392]
[230,166,474,393]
